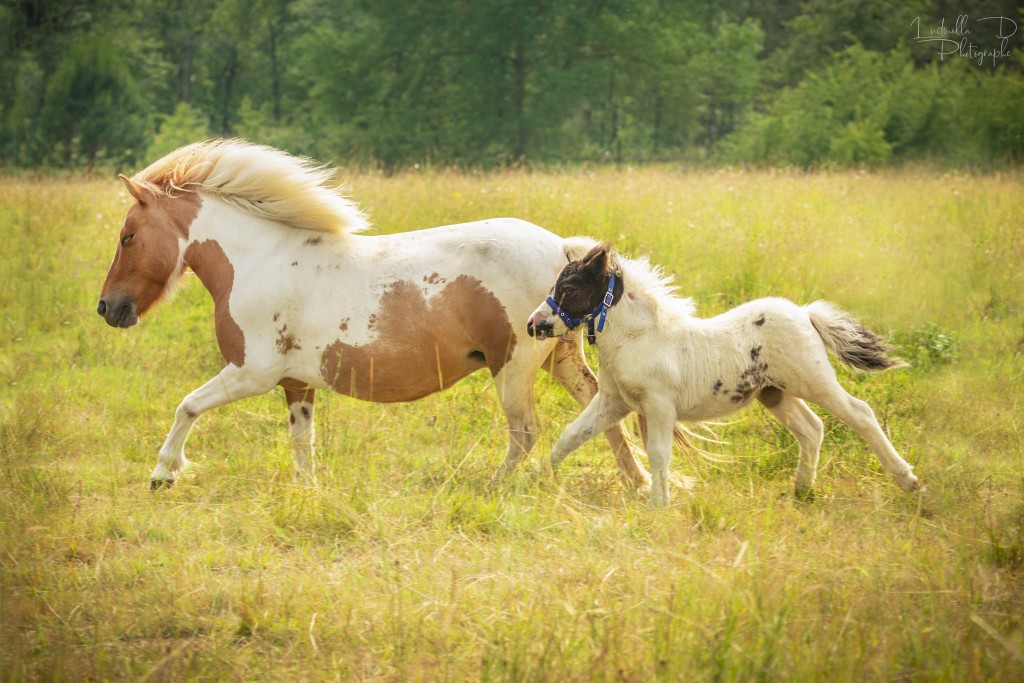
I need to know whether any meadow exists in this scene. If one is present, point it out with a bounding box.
[1,167,1022,681]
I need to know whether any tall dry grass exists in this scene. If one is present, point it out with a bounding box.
[1,168,1021,681]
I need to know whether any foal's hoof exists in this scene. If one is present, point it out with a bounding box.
[150,479,174,491]
[897,473,921,493]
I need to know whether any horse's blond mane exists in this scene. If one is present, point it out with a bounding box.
[132,139,369,234]
[615,253,697,318]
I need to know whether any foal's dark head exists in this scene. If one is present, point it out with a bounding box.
[527,242,623,340]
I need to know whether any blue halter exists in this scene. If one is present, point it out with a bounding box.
[544,274,617,345]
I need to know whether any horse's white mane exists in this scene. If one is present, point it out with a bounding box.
[614,253,697,318]
[132,139,369,234]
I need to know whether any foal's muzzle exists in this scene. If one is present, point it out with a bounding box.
[97,296,139,328]
[528,319,555,340]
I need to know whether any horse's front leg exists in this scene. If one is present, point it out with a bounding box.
[150,365,274,489]
[281,382,316,483]
[548,391,630,474]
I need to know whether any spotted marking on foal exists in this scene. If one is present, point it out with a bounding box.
[184,239,246,367]
[754,313,766,327]
[305,236,323,246]
[731,357,770,404]
[320,275,515,402]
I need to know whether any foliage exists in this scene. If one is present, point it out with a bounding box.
[36,33,149,167]
[0,1,1021,168]
[145,101,211,161]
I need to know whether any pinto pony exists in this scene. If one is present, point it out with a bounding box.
[527,243,921,506]
[97,139,651,489]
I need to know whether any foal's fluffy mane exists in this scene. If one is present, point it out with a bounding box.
[132,139,369,234]
[614,253,697,319]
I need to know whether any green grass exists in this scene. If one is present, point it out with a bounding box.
[1,168,1023,681]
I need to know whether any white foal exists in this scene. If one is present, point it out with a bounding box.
[527,243,920,506]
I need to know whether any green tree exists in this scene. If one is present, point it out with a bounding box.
[39,33,149,167]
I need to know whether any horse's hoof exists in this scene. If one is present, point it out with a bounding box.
[794,485,816,502]
[150,479,174,491]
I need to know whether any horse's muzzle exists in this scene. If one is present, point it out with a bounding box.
[97,296,139,328]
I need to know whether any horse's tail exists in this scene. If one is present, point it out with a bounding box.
[562,236,601,263]
[804,301,907,373]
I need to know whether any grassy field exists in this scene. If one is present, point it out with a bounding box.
[1,167,1022,681]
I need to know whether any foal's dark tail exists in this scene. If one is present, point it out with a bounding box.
[804,301,908,373]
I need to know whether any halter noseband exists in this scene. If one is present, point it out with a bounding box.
[544,274,617,345]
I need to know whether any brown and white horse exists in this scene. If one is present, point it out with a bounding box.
[98,139,650,490]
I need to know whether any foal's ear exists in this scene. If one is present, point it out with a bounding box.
[582,242,613,273]
[119,174,150,206]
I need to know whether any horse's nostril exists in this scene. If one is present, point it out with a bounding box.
[97,299,107,316]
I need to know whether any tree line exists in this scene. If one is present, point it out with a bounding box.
[2,0,1022,169]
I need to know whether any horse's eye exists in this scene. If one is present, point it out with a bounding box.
[560,286,575,297]
[121,233,135,247]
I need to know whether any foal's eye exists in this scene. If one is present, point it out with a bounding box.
[560,286,575,297]
[120,233,135,247]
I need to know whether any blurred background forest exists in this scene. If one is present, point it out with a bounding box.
[2,0,1022,170]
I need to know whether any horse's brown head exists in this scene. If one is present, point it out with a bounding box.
[97,175,200,328]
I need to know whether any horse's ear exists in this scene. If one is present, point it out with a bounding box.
[119,174,149,205]
[582,242,613,273]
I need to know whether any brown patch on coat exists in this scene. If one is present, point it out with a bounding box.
[184,239,246,367]
[99,190,202,320]
[320,275,515,402]
[276,325,302,354]
[424,273,446,285]
[280,377,315,405]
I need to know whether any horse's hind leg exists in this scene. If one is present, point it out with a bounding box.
[758,390,824,498]
[543,336,652,489]
[281,380,316,483]
[151,365,274,488]
[803,382,919,492]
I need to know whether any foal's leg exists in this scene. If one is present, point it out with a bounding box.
[638,400,677,506]
[549,391,631,473]
[758,391,824,498]
[542,336,651,489]
[150,365,274,488]
[804,382,919,492]
[281,382,316,483]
